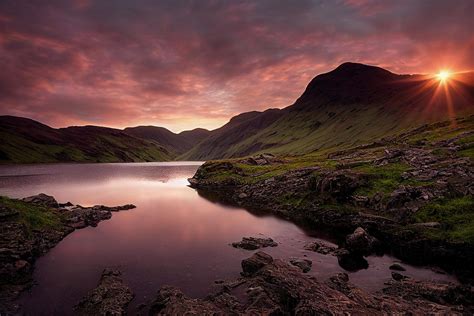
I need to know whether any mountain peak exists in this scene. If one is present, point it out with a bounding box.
[294,63,402,108]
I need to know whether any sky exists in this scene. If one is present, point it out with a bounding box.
[0,0,473,132]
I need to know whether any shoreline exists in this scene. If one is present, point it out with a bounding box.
[0,194,135,314]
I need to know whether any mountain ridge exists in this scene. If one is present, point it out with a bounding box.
[1,63,473,163]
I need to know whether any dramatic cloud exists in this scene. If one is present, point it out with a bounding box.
[0,0,472,131]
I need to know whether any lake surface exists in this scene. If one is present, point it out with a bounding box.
[0,162,457,315]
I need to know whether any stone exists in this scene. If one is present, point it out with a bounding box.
[289,258,312,272]
[241,251,273,276]
[345,227,380,256]
[391,272,408,281]
[0,206,18,220]
[22,193,59,208]
[232,237,278,250]
[238,193,248,199]
[304,240,338,255]
[389,263,406,271]
[337,250,369,271]
[74,268,134,316]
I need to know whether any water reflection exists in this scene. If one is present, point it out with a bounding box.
[0,162,457,315]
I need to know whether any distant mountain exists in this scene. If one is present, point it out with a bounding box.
[0,116,173,163]
[181,62,474,160]
[124,126,210,156]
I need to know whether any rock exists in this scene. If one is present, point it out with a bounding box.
[289,258,312,272]
[386,186,422,210]
[22,193,59,208]
[412,221,441,228]
[345,227,380,256]
[337,250,369,271]
[0,195,136,315]
[241,153,281,166]
[241,251,273,276]
[317,171,366,202]
[58,202,74,208]
[304,240,338,255]
[74,268,134,316]
[329,272,350,284]
[391,272,408,281]
[148,286,223,315]
[232,237,278,250]
[389,263,406,271]
[0,206,18,220]
[238,193,248,199]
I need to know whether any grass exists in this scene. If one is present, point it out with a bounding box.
[414,196,474,244]
[352,162,428,198]
[0,196,63,232]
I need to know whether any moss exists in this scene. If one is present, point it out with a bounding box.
[458,146,474,159]
[0,196,63,232]
[414,196,474,244]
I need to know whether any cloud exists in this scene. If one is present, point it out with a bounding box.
[0,0,472,131]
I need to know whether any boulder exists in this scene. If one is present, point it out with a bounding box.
[22,193,59,208]
[336,250,369,271]
[345,227,381,256]
[317,171,366,202]
[232,237,278,250]
[389,263,406,271]
[241,251,273,276]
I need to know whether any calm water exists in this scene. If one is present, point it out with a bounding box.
[0,162,456,315]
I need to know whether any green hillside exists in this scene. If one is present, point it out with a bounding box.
[0,116,172,163]
[182,63,474,160]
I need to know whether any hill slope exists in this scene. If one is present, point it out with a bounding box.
[124,126,210,156]
[0,116,173,163]
[182,63,474,160]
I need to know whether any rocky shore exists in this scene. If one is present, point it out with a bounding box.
[188,119,474,282]
[77,252,473,315]
[0,193,135,314]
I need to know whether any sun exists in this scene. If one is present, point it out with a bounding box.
[436,70,451,82]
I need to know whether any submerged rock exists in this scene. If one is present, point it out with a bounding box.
[389,263,406,271]
[231,237,278,250]
[74,268,134,316]
[337,249,369,271]
[289,258,312,273]
[304,240,338,255]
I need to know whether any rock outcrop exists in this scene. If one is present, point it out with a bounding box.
[74,269,134,316]
[144,252,473,315]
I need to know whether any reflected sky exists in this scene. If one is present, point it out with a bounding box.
[0,162,457,315]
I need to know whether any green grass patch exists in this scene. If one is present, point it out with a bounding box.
[0,196,63,232]
[414,196,474,244]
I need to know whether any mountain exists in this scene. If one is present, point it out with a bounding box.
[0,116,173,163]
[181,62,474,160]
[124,126,210,156]
[2,63,473,164]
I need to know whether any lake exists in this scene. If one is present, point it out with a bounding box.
[0,162,457,315]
